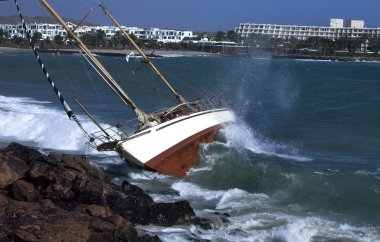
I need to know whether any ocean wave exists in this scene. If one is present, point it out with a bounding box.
[220,121,312,162]
[294,59,334,62]
[160,54,186,58]
[0,95,104,153]
[354,169,380,180]
[142,181,380,242]
[128,170,171,181]
[171,182,225,201]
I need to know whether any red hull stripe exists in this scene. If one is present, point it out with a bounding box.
[144,124,221,177]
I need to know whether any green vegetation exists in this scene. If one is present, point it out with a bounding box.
[243,33,380,57]
[0,28,8,44]
[11,35,23,45]
[31,32,42,44]
[53,35,64,46]
[2,27,380,58]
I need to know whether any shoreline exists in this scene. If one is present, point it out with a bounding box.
[0,46,219,57]
[2,46,380,62]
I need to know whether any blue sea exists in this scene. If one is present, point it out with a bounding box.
[0,51,379,241]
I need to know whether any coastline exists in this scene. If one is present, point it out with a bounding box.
[2,46,380,62]
[0,46,219,57]
[271,53,380,62]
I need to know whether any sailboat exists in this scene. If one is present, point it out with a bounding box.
[14,0,235,177]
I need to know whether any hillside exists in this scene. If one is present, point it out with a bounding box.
[0,15,96,26]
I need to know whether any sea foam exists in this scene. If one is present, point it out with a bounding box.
[220,121,312,162]
[0,95,103,153]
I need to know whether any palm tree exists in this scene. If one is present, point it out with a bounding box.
[226,30,239,42]
[53,35,64,46]
[215,31,225,41]
[0,28,8,44]
[32,32,42,44]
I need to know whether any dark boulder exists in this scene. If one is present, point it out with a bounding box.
[3,143,43,163]
[0,143,211,241]
[11,180,38,202]
[0,155,29,189]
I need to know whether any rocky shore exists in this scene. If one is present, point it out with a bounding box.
[0,143,210,241]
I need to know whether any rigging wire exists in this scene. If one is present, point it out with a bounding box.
[79,50,114,121]
[95,2,184,106]
[30,0,82,102]
[98,5,177,106]
[52,46,79,97]
[149,69,164,106]
[159,68,204,96]
[160,66,221,100]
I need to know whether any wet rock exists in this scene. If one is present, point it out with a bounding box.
[78,204,113,219]
[0,143,211,241]
[11,229,38,242]
[28,160,55,182]
[150,200,197,226]
[0,155,28,189]
[11,180,38,202]
[3,143,43,163]
[0,193,9,206]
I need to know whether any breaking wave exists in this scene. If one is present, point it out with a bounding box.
[141,180,380,242]
[0,95,101,153]
[220,121,312,162]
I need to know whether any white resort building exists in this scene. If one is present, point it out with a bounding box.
[0,22,193,43]
[92,26,193,43]
[235,19,380,40]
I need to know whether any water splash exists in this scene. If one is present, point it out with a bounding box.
[0,95,100,153]
[220,121,312,162]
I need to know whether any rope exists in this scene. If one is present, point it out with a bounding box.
[80,51,114,120]
[14,0,91,139]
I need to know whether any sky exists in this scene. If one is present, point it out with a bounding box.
[0,0,380,31]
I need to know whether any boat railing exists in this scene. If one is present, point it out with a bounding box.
[190,98,228,112]
[150,98,228,117]
[89,98,229,149]
[89,119,137,146]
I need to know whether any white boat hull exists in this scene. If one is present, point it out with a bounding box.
[116,108,235,176]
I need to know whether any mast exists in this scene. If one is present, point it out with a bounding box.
[13,0,91,139]
[38,0,149,124]
[98,2,186,104]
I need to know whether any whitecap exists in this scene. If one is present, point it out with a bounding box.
[220,121,312,162]
[0,95,109,153]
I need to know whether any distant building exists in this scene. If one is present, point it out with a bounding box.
[330,18,344,28]
[0,22,193,43]
[235,19,380,40]
[346,19,364,29]
[1,22,83,40]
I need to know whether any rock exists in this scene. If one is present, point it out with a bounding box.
[78,204,113,219]
[0,236,12,242]
[0,193,9,206]
[3,143,43,163]
[28,160,55,182]
[11,229,38,242]
[11,180,38,202]
[150,200,197,226]
[0,143,209,241]
[0,155,29,189]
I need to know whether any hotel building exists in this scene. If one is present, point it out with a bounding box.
[235,19,380,40]
[0,22,193,43]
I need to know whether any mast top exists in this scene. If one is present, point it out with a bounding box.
[38,0,150,124]
[98,2,186,104]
